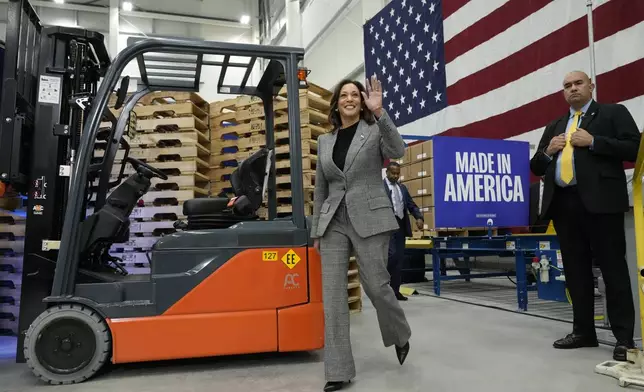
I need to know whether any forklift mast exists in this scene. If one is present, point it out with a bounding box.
[0,0,309,365]
[0,0,111,362]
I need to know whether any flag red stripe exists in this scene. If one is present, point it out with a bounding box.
[444,0,551,63]
[442,0,470,19]
[440,57,644,140]
[445,0,644,107]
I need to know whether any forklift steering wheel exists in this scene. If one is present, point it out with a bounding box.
[126,156,169,180]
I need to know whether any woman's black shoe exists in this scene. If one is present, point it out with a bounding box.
[396,341,410,365]
[324,381,349,391]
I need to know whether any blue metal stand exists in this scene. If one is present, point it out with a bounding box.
[429,233,560,311]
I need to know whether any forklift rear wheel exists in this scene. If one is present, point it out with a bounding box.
[23,303,112,385]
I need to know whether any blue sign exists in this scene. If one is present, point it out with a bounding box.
[432,136,530,228]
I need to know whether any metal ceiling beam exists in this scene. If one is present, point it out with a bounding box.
[0,0,251,29]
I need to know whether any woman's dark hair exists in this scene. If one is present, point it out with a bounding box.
[328,79,376,130]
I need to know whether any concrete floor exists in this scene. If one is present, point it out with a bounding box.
[0,295,629,392]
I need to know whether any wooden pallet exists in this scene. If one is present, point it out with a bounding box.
[125,129,209,149]
[111,159,208,178]
[96,145,210,164]
[138,91,209,112]
[136,116,209,134]
[348,257,362,314]
[134,102,208,122]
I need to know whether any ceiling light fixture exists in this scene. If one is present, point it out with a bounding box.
[240,15,250,24]
[122,1,133,12]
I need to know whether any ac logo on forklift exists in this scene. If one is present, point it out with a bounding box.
[282,249,301,269]
[284,273,300,290]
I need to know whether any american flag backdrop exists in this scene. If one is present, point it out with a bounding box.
[363,0,644,181]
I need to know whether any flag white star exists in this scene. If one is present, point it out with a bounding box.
[410,33,415,43]
[421,0,427,5]
[419,69,425,79]
[411,59,417,69]
[407,105,413,114]
[423,23,430,33]
[408,6,414,15]
[396,16,401,25]
[405,76,411,86]
[400,95,406,104]
[394,83,400,92]
[429,3,436,13]
[382,65,387,74]
[388,101,394,110]
[435,92,442,102]
[417,42,424,52]
[380,39,385,48]
[393,59,398,67]
[380,17,384,25]
[432,32,438,42]
[371,47,375,55]
[398,68,404,76]
[370,25,374,34]
[387,74,393,83]
[397,42,403,52]
[390,8,395,17]
[387,50,392,59]
[415,13,421,23]
[412,89,418,98]
[433,61,439,71]
[377,58,381,65]
[375,32,380,40]
[391,32,396,41]
[404,50,410,60]
[385,24,390,33]
[426,81,432,91]
[383,90,388,98]
[395,111,400,120]
[401,0,406,7]
[420,99,426,108]
[425,51,431,61]
[403,23,408,33]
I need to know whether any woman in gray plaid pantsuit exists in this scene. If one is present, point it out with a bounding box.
[310,75,412,392]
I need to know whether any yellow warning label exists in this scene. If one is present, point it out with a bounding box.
[262,251,278,261]
[281,249,301,269]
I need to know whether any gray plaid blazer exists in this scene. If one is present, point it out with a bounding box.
[310,109,406,239]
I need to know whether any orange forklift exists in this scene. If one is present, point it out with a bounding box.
[0,0,323,384]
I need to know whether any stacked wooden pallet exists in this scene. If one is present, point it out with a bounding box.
[208,83,333,218]
[95,91,211,274]
[348,256,362,314]
[0,193,25,336]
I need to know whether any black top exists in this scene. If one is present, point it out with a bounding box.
[332,121,359,171]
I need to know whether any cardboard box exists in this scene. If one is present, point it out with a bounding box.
[413,195,434,208]
[404,177,434,198]
[408,140,433,163]
[399,165,410,182]
[407,159,433,181]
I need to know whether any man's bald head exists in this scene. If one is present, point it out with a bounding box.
[562,70,594,109]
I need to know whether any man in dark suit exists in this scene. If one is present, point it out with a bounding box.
[530,70,641,361]
[383,161,424,301]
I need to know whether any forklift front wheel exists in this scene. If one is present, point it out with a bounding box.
[23,303,112,385]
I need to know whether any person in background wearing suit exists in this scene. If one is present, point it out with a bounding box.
[530,70,641,361]
[310,75,412,392]
[383,161,424,300]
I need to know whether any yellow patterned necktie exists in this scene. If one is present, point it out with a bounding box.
[559,111,582,184]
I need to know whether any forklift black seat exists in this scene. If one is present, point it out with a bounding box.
[180,148,271,230]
